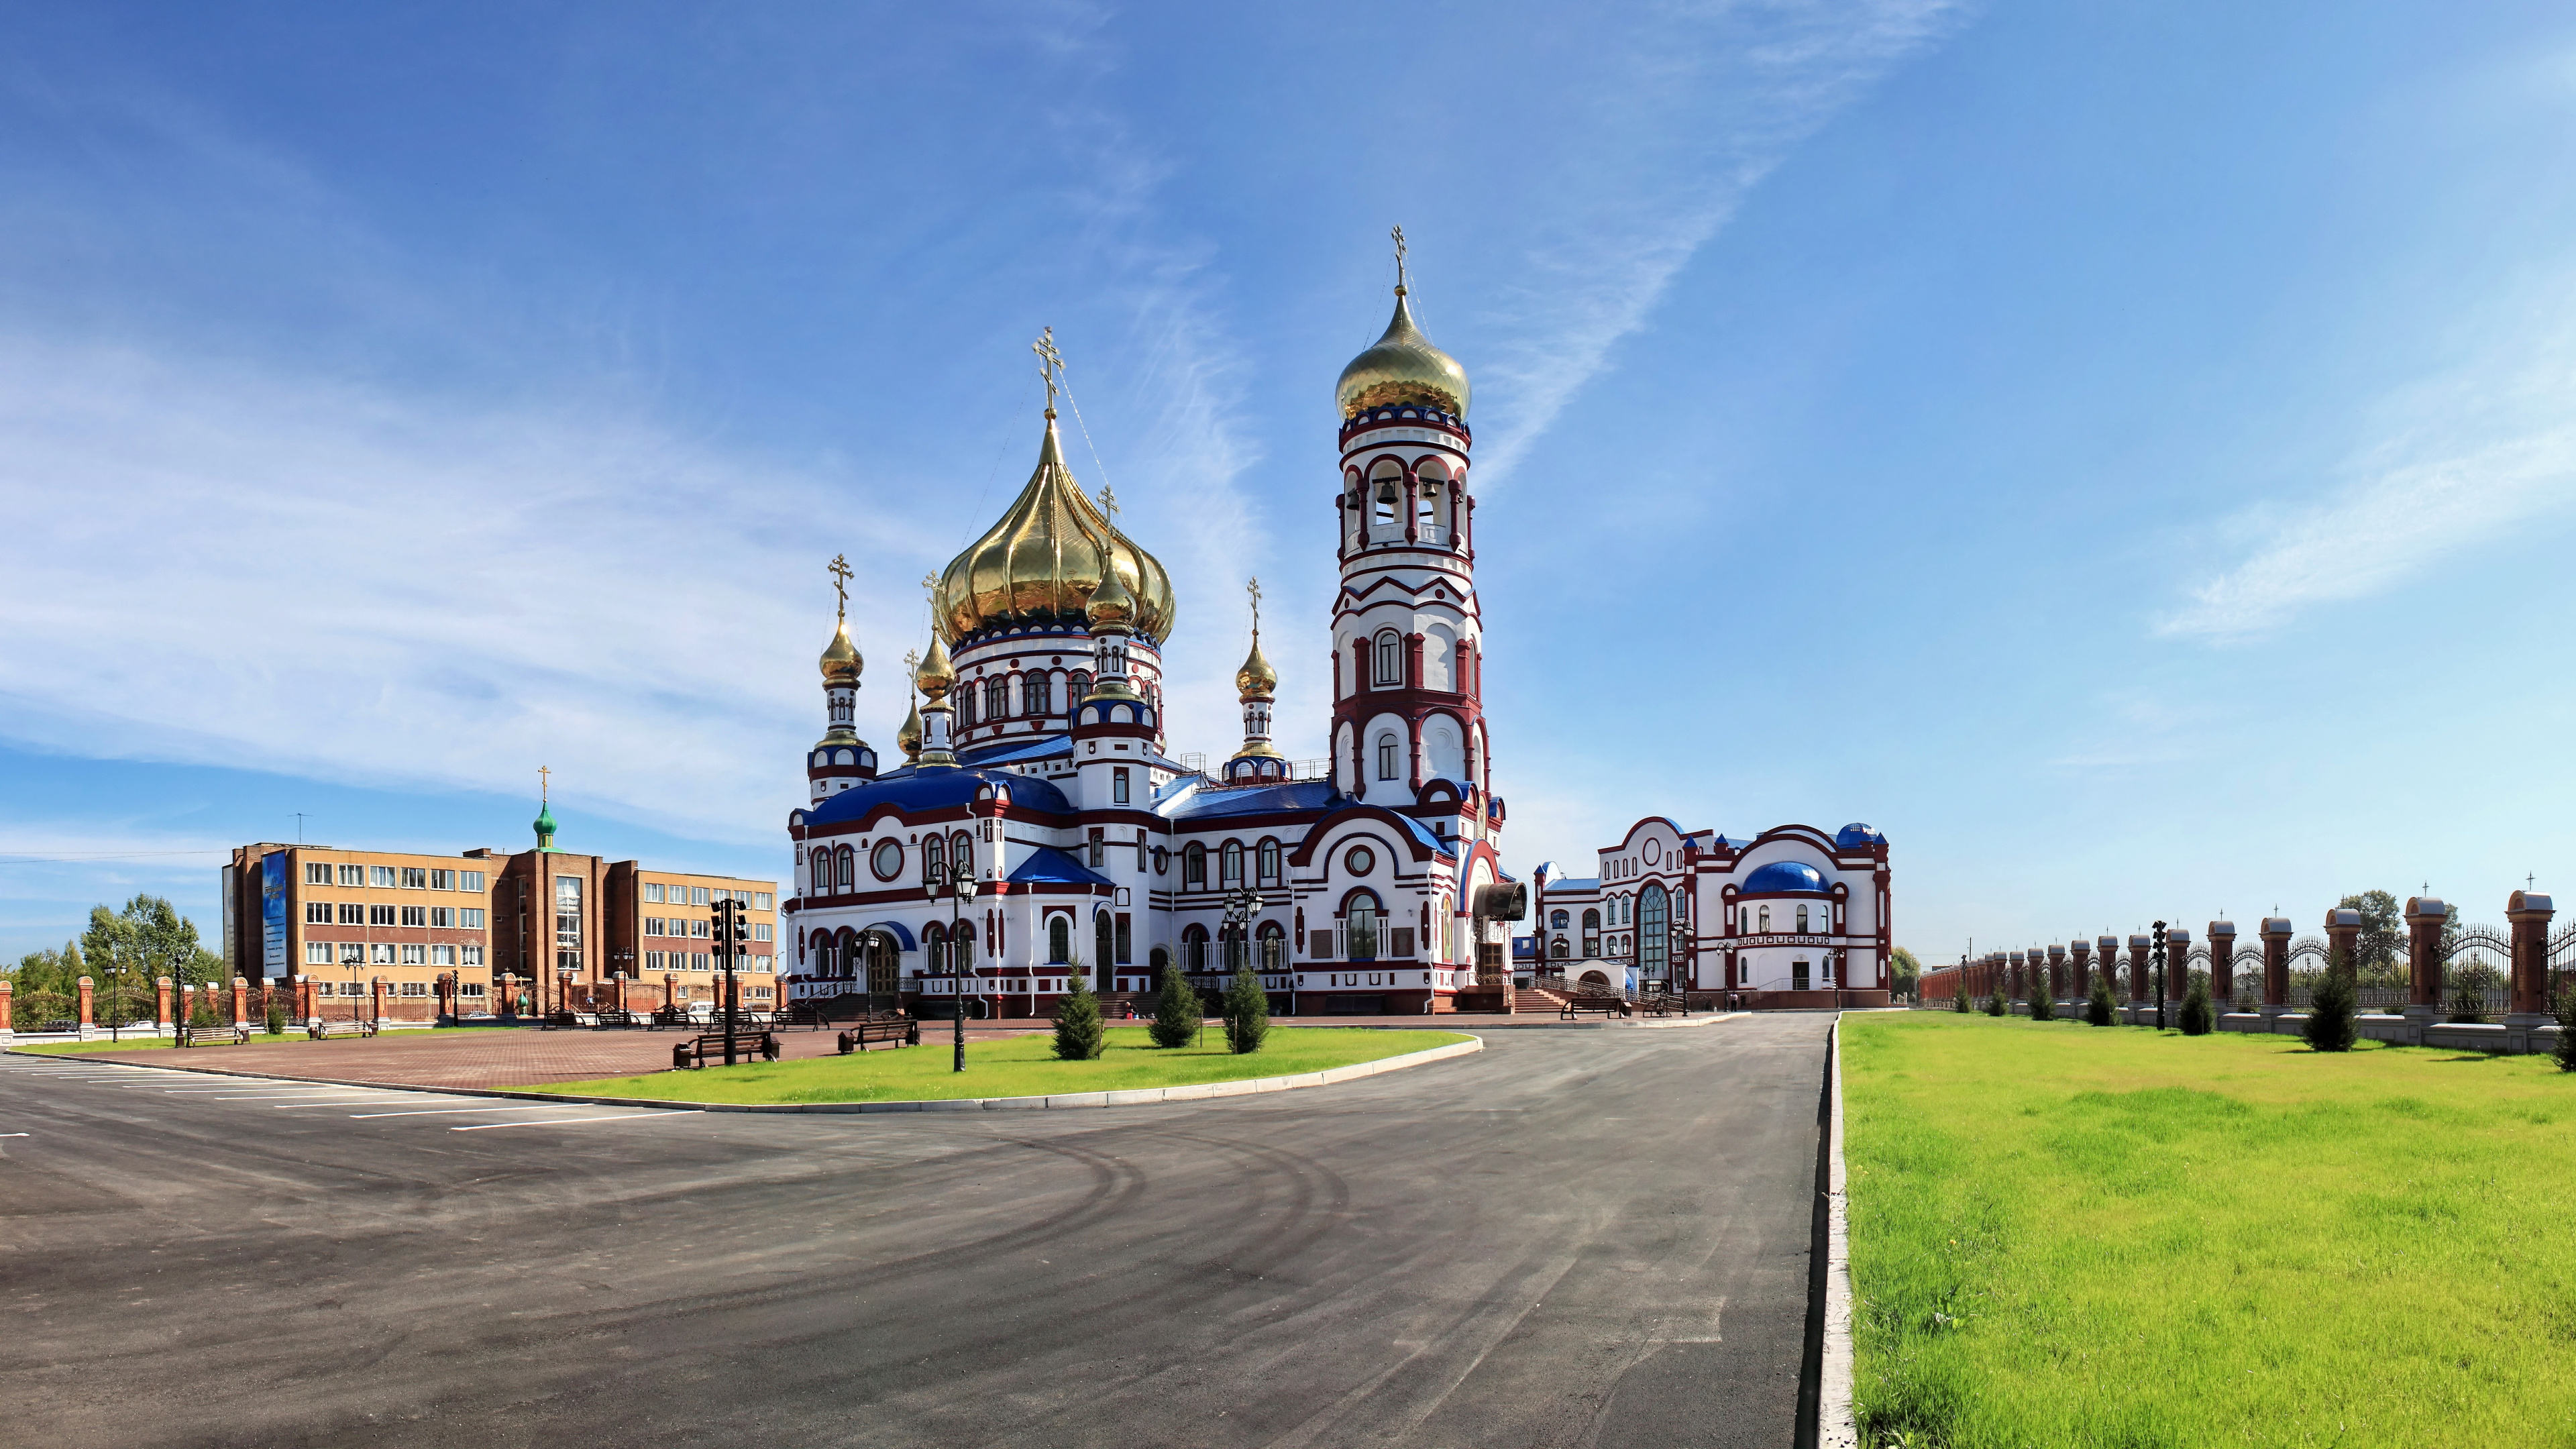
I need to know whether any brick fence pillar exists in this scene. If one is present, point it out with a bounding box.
[0,979,12,1033]
[2004,951,2023,1004]
[2325,908,2363,979]
[2095,936,2118,1003]
[156,977,172,1030]
[2126,934,2150,1009]
[297,974,317,1024]
[231,977,248,1027]
[2507,890,2555,1022]
[2403,898,2447,1010]
[2208,920,2237,1011]
[78,975,94,1027]
[2261,918,2292,1020]
[2165,927,2190,1008]
[2069,939,2091,998]
[2047,943,2065,1001]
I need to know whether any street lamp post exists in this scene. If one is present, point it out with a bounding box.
[931,867,979,1073]
[2152,919,2169,1032]
[712,896,746,1066]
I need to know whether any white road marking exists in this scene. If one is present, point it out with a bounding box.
[270,1099,402,1108]
[348,1105,563,1118]
[450,1112,699,1131]
[0,1132,28,1137]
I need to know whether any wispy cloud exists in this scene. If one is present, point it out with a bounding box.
[1470,0,1971,484]
[2161,282,2576,640]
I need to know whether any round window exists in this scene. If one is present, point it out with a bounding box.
[870,840,904,881]
[1643,838,1660,864]
[1345,845,1375,876]
[1152,847,1170,875]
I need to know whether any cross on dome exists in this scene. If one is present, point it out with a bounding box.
[827,553,852,619]
[1033,326,1063,414]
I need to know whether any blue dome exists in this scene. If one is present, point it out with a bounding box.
[1834,822,1884,849]
[804,765,1071,826]
[1741,860,1830,895]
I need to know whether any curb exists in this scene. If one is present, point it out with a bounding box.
[1819,1014,1857,1448]
[7,1034,1483,1114]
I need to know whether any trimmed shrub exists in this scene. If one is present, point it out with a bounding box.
[1221,965,1271,1055]
[1052,975,1106,1061]
[2029,986,2055,1022]
[1951,985,1970,1014]
[2303,953,2359,1053]
[264,1000,287,1036]
[1984,988,2006,1018]
[1148,967,1203,1049]
[2552,985,2576,1073]
[2086,979,2116,1027]
[2179,978,2213,1036]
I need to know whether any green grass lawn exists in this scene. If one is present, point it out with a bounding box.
[13,1026,522,1055]
[539,1024,1470,1104]
[1845,1012,2576,1448]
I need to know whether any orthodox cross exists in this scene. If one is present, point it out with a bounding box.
[904,648,920,693]
[1032,327,1063,412]
[1097,485,1119,530]
[1246,576,1263,639]
[1391,225,1408,293]
[539,765,551,804]
[828,553,852,620]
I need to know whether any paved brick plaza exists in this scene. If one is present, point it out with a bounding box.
[33,1012,1721,1090]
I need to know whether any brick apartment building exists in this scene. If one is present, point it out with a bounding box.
[221,803,778,1022]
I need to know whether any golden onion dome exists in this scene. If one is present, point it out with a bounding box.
[1335,287,1470,420]
[915,631,956,702]
[1235,634,1277,700]
[935,415,1175,646]
[818,617,861,685]
[1085,561,1136,631]
[896,696,923,761]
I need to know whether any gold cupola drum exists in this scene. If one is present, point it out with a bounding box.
[1334,227,1470,420]
[933,409,1175,646]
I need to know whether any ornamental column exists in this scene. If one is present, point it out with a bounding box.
[2506,890,2555,1028]
[231,976,248,1028]
[2402,897,2446,1044]
[2324,907,2363,980]
[2126,934,2150,1014]
[0,979,12,1037]
[2207,920,2237,1015]
[155,977,172,1032]
[2260,917,2292,1026]
[2070,938,2092,998]
[2165,926,2190,1010]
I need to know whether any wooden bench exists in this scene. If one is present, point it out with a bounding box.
[592,1008,647,1030]
[180,1023,252,1046]
[671,1031,782,1069]
[307,1018,378,1040]
[1558,992,1629,1019]
[1635,994,1689,1017]
[836,1014,920,1053]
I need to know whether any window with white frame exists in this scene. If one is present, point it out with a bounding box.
[371,866,396,888]
[431,945,455,965]
[400,945,425,965]
[643,881,665,904]
[400,981,427,996]
[691,886,710,906]
[339,943,364,965]
[754,922,774,941]
[431,869,455,890]
[400,867,427,889]
[1377,735,1398,780]
[339,863,365,886]
[460,908,484,928]
[644,918,665,936]
[755,892,774,910]
[400,906,425,927]
[305,901,331,924]
[461,871,486,892]
[370,944,396,964]
[305,943,332,965]
[461,945,484,967]
[305,862,331,885]
[429,907,453,928]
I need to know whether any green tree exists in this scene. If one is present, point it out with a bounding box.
[2028,982,2055,1022]
[1222,964,1271,1055]
[1950,981,1969,1013]
[2086,978,2116,1026]
[1148,965,1202,1049]
[1984,986,2006,1018]
[1888,947,1921,999]
[1052,971,1106,1061]
[2304,949,2360,1053]
[2337,890,2404,986]
[2178,977,2213,1035]
[80,895,206,1031]
[2551,983,2576,1074]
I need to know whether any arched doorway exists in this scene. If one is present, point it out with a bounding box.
[863,929,900,1005]
[1638,883,1669,986]
[1095,911,1114,990]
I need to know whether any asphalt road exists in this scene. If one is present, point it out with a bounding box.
[0,1015,1832,1448]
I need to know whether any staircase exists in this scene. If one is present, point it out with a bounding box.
[1095,991,1145,1020]
[1511,985,1574,1014]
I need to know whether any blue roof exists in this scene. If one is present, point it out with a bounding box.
[1008,846,1113,888]
[1741,860,1831,895]
[1168,780,1338,821]
[805,765,1071,826]
[957,735,1072,767]
[1549,877,1601,893]
[1835,822,1886,849]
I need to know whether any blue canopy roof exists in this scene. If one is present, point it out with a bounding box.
[1834,822,1886,849]
[1168,780,1338,820]
[1008,846,1114,888]
[1741,860,1831,895]
[805,765,1071,826]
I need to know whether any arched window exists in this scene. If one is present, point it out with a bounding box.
[1375,630,1403,685]
[1758,905,1772,933]
[1047,916,1070,965]
[1094,912,1114,976]
[1220,841,1244,886]
[958,686,977,727]
[1346,898,1381,960]
[1581,909,1601,957]
[1256,838,1281,885]
[1417,483,1438,533]
[1640,883,1669,981]
[812,935,836,976]
[922,835,947,887]
[1220,920,1247,972]
[923,922,947,974]
[1551,910,1569,929]
[1182,924,1209,972]
[951,927,973,975]
[949,830,973,881]
[1070,670,1092,708]
[1023,673,1050,715]
[1551,938,1568,959]
[1257,921,1286,972]
[986,678,1009,718]
[1376,735,1399,780]
[833,846,854,890]
[1796,904,1811,934]
[1183,843,1207,889]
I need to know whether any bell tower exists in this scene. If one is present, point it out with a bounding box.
[1327,229,1493,847]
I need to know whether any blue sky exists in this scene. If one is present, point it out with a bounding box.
[6,1,2576,966]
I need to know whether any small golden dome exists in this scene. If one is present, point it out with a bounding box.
[1335,288,1469,420]
[935,415,1176,645]
[915,631,956,701]
[1235,635,1277,700]
[818,617,861,684]
[1085,564,1136,631]
[896,696,923,761]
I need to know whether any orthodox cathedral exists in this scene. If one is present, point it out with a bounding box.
[780,249,1892,1015]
